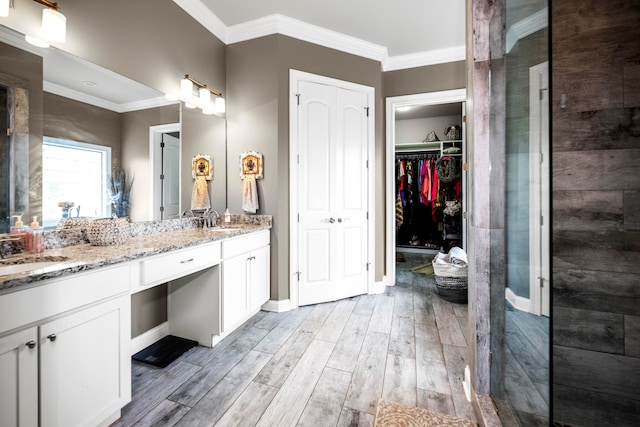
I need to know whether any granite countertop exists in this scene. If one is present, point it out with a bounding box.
[0,223,270,293]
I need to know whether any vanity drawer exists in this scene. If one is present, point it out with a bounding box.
[0,264,130,334]
[221,230,270,259]
[140,242,221,287]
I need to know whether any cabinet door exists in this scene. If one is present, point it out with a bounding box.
[0,327,38,427]
[39,295,131,427]
[250,245,270,310]
[222,253,249,332]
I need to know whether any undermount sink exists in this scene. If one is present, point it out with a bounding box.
[0,262,62,275]
[0,255,70,276]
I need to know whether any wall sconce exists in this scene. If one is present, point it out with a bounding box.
[1,0,67,44]
[179,74,225,115]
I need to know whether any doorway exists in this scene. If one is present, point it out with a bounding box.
[150,123,180,221]
[289,70,375,307]
[384,89,467,286]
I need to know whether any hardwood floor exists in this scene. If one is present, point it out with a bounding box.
[112,252,476,426]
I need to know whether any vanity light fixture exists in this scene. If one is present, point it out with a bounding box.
[180,74,225,114]
[3,0,67,44]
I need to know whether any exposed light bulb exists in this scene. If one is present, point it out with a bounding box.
[42,8,66,43]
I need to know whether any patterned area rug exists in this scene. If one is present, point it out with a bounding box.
[374,400,477,427]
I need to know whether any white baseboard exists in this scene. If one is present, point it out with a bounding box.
[130,322,170,355]
[382,275,396,287]
[372,280,387,294]
[262,299,294,313]
[505,287,531,313]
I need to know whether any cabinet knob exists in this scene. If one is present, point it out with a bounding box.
[26,340,36,349]
[47,334,57,342]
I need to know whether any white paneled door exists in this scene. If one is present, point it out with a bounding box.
[291,71,373,306]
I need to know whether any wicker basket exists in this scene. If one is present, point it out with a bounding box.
[87,218,131,246]
[432,257,468,303]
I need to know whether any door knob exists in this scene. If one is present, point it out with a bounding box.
[325,217,335,223]
[337,217,350,223]
[47,334,57,342]
[26,341,36,349]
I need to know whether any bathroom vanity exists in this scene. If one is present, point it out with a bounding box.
[0,222,270,427]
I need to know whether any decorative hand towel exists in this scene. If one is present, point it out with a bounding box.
[242,175,259,213]
[191,175,211,210]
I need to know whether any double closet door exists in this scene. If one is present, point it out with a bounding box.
[291,71,373,306]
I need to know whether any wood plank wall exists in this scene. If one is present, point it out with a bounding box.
[551,0,640,425]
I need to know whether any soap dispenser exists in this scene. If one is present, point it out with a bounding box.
[224,208,231,224]
[10,214,28,252]
[29,216,44,254]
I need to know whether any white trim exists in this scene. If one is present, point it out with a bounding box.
[149,123,182,221]
[529,61,550,317]
[372,281,387,294]
[506,8,548,53]
[130,321,170,355]
[43,81,178,113]
[383,46,466,71]
[261,299,294,313]
[289,69,375,309]
[505,287,531,313]
[175,2,464,70]
[385,89,467,292]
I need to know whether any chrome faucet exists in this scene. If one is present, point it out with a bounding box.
[203,209,220,228]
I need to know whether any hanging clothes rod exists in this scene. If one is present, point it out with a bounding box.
[395,153,438,160]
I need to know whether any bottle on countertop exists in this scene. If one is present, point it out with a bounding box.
[224,208,231,224]
[10,214,28,253]
[29,216,44,254]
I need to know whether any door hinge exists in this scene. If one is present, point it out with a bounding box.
[366,159,369,168]
[366,212,369,220]
[540,215,544,226]
[489,351,493,366]
[296,93,301,105]
[540,152,544,163]
[365,107,370,117]
[463,115,466,123]
[160,174,165,180]
[463,211,467,220]
[6,128,11,137]
[297,154,300,164]
[159,206,164,212]
[160,141,165,148]
[366,262,370,271]
[297,213,300,222]
[462,162,468,171]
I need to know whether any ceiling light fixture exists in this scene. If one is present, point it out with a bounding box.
[4,0,67,44]
[180,74,225,114]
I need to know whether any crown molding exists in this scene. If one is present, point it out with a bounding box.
[43,81,178,113]
[175,1,464,70]
[506,7,548,53]
[228,14,388,63]
[383,46,466,71]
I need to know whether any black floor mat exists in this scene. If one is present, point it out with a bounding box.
[132,335,198,368]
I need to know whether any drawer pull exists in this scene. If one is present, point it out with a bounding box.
[180,258,195,264]
[47,334,57,342]
[26,340,36,349]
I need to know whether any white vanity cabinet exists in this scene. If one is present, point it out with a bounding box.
[0,264,131,427]
[221,230,270,333]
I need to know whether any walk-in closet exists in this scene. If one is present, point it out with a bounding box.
[393,102,465,254]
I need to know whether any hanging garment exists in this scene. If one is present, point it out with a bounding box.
[242,176,259,213]
[191,175,211,210]
[395,194,403,230]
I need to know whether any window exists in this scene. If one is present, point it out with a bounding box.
[42,137,111,227]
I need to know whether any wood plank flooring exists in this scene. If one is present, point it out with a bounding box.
[111,252,476,426]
